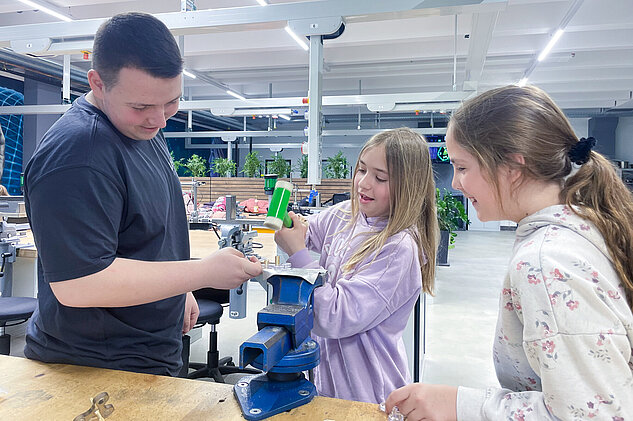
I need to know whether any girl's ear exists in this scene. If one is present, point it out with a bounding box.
[508,153,525,166]
[507,153,525,183]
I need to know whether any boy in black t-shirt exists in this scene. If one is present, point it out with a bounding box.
[23,12,261,376]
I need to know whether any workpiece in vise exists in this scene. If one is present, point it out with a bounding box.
[263,180,293,231]
[234,266,326,420]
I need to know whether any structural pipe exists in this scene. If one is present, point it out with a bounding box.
[453,14,458,92]
[0,48,246,131]
[0,48,88,89]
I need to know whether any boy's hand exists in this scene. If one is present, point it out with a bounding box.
[182,291,199,334]
[201,247,262,290]
[274,211,308,256]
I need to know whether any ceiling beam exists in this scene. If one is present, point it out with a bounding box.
[463,11,499,89]
[0,0,506,43]
[0,91,474,115]
[166,128,447,139]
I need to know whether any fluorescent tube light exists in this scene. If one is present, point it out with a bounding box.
[211,108,292,117]
[17,0,73,22]
[390,102,463,113]
[256,0,268,5]
[182,69,196,79]
[517,77,528,87]
[226,90,246,101]
[285,26,309,51]
[278,114,291,120]
[538,29,564,62]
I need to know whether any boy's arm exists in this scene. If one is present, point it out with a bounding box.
[28,167,261,308]
[50,250,261,307]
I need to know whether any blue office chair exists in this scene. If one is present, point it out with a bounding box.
[0,296,37,355]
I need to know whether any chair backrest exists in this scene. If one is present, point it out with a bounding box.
[332,192,350,204]
[192,288,230,305]
[191,290,227,327]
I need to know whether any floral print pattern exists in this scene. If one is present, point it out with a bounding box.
[459,205,633,420]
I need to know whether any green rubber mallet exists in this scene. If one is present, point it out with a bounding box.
[263,180,294,231]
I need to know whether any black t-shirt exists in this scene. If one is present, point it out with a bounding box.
[23,95,189,376]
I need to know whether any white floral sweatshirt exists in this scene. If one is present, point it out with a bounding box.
[458,205,633,420]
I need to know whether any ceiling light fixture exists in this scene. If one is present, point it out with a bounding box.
[182,69,197,79]
[16,0,73,22]
[210,107,292,117]
[516,0,584,86]
[537,29,565,62]
[285,26,309,51]
[256,0,268,5]
[226,90,246,101]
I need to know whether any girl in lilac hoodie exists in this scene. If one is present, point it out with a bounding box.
[275,127,439,404]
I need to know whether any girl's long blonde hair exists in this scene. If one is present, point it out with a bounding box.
[343,127,439,294]
[449,85,633,308]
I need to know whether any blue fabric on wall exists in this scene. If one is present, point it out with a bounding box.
[0,87,24,195]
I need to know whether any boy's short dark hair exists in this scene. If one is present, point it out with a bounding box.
[92,12,183,88]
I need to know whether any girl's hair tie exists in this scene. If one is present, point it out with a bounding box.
[568,137,596,165]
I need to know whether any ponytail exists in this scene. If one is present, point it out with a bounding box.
[562,152,633,307]
[450,84,633,309]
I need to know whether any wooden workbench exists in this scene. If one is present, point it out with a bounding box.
[189,228,278,261]
[0,355,385,420]
[12,227,277,261]
[4,230,388,420]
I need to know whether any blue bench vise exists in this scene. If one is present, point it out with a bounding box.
[234,266,326,420]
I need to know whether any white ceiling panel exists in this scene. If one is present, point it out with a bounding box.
[0,0,629,115]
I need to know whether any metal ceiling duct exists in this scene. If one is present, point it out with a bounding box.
[0,48,246,131]
[0,47,89,89]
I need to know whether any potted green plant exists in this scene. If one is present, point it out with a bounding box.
[171,151,185,175]
[295,154,308,178]
[241,151,262,178]
[211,157,236,177]
[267,153,291,178]
[324,151,349,179]
[183,154,210,178]
[436,188,469,266]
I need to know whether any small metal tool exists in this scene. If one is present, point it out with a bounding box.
[73,392,115,421]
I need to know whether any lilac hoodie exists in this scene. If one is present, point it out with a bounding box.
[287,201,423,403]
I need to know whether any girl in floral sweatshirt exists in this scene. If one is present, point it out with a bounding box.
[275,128,439,403]
[387,85,633,420]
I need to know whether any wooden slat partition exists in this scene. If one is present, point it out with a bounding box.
[179,177,352,205]
[291,178,353,205]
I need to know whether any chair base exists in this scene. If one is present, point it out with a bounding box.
[0,334,11,355]
[180,296,262,383]
[177,334,191,378]
[188,355,260,383]
[182,322,261,383]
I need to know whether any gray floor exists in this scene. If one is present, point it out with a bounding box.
[422,230,515,388]
[8,230,517,389]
